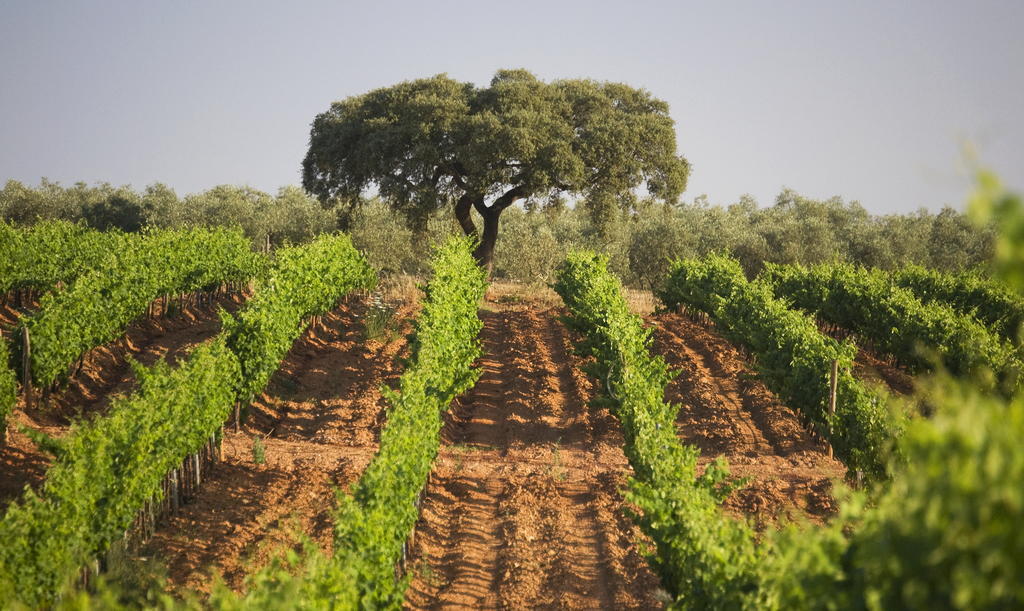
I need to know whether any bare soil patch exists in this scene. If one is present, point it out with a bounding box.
[851,347,915,395]
[405,303,663,611]
[649,313,847,528]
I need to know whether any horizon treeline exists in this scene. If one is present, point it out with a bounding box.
[0,178,994,288]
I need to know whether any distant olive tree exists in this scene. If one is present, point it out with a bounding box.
[928,206,995,270]
[264,186,336,247]
[628,208,696,289]
[0,177,996,282]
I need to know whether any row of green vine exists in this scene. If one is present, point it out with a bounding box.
[209,237,486,610]
[0,334,15,445]
[658,254,902,479]
[892,264,1024,342]
[0,220,131,296]
[20,226,263,389]
[761,262,1021,395]
[554,251,763,607]
[0,233,375,607]
[555,249,1024,609]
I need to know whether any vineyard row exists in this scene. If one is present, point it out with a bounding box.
[659,255,900,479]
[557,250,1021,608]
[0,233,375,607]
[212,237,487,609]
[762,262,1021,395]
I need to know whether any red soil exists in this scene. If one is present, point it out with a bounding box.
[138,300,414,596]
[0,291,866,607]
[404,303,663,610]
[649,313,847,528]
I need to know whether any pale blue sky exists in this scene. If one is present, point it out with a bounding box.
[1,0,1020,213]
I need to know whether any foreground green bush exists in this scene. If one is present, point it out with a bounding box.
[843,377,1024,608]
[748,370,1024,610]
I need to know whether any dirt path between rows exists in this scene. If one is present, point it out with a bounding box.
[140,300,414,597]
[0,293,245,511]
[649,313,847,527]
[811,320,915,395]
[405,304,663,611]
[851,346,915,395]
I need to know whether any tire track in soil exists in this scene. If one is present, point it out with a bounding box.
[404,305,662,611]
[649,313,847,527]
[138,300,415,596]
[0,293,246,511]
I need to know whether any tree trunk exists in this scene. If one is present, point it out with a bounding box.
[471,208,501,275]
[457,184,528,275]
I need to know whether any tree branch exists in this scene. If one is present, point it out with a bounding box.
[492,184,530,211]
[449,166,469,191]
[432,162,470,191]
[454,194,478,237]
[476,184,530,217]
[429,167,445,187]
[472,197,489,217]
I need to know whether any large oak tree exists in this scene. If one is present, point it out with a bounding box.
[302,69,690,270]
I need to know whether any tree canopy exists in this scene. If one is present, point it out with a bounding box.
[302,69,691,268]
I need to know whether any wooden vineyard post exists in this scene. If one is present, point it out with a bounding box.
[182,458,190,499]
[21,326,32,410]
[170,469,179,512]
[0,329,4,444]
[828,359,839,458]
[194,452,201,488]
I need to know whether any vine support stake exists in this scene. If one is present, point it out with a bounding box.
[828,359,838,458]
[171,469,179,511]
[22,325,32,410]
